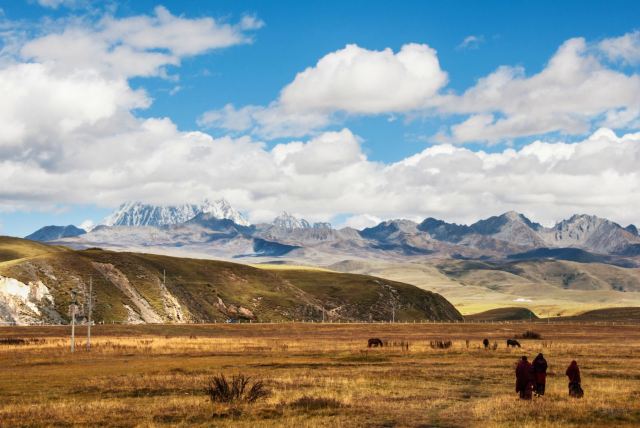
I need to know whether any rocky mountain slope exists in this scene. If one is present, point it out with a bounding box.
[0,237,461,325]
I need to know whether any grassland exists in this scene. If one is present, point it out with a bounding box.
[332,258,640,317]
[1,323,639,427]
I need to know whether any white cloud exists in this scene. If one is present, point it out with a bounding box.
[457,35,484,50]
[202,34,640,144]
[79,219,95,231]
[280,43,447,114]
[36,0,80,9]
[342,214,382,230]
[1,11,639,229]
[436,37,640,143]
[599,30,640,65]
[199,43,447,137]
[20,6,261,78]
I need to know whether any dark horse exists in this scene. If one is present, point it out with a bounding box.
[483,338,490,349]
[368,338,384,348]
[507,339,521,348]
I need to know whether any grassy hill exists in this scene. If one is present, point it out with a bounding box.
[0,237,462,324]
[561,307,640,322]
[465,307,539,322]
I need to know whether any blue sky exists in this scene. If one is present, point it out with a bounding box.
[1,0,640,236]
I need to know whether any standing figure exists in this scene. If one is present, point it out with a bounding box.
[566,360,584,398]
[483,338,490,349]
[515,356,535,400]
[532,353,548,396]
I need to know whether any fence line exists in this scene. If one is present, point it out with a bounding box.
[1,320,639,327]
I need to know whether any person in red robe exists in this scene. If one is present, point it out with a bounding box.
[566,360,584,398]
[532,353,548,396]
[515,356,534,399]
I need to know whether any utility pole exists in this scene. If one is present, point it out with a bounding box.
[70,289,78,353]
[86,276,92,351]
[322,306,325,323]
[392,304,395,323]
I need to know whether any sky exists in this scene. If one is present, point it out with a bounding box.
[1,0,640,236]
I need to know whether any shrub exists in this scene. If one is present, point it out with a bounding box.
[429,340,452,349]
[518,331,542,339]
[205,374,270,404]
[289,396,343,410]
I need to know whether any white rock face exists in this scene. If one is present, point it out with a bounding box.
[0,276,55,325]
[102,199,249,227]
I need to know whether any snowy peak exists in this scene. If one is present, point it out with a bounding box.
[272,212,311,231]
[201,199,250,226]
[103,202,201,227]
[103,199,249,228]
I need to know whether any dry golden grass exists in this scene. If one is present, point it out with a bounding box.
[1,323,639,427]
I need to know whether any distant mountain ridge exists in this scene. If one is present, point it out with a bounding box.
[25,205,640,266]
[25,225,86,242]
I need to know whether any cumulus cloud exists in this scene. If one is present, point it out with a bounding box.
[199,43,447,137]
[436,37,640,143]
[599,30,640,65]
[20,6,262,78]
[202,33,640,144]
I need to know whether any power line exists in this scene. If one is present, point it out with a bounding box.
[86,276,92,351]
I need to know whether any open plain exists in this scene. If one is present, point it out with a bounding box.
[1,323,640,427]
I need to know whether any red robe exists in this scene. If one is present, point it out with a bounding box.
[515,360,534,398]
[533,356,548,386]
[566,361,581,383]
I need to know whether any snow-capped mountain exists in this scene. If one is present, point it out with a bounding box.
[103,202,201,227]
[102,199,248,227]
[272,212,311,231]
[201,199,250,226]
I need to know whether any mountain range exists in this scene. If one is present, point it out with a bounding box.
[24,202,640,267]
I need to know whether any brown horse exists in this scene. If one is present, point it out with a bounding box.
[507,339,521,348]
[368,338,383,348]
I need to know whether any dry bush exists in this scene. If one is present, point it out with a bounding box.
[205,374,270,404]
[289,396,343,410]
[0,338,44,346]
[429,340,452,349]
[518,331,542,340]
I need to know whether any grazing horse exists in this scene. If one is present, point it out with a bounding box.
[368,338,383,348]
[507,339,521,348]
[483,338,490,349]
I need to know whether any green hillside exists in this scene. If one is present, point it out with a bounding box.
[0,237,462,324]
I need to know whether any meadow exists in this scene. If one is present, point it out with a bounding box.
[1,323,639,427]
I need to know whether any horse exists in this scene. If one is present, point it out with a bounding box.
[506,339,521,348]
[483,338,490,349]
[368,338,384,348]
